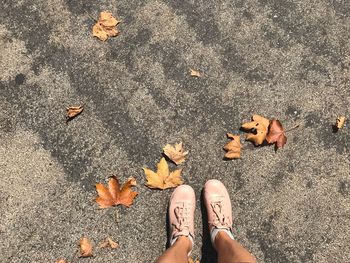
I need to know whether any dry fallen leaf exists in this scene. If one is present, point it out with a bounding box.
[66,105,83,121]
[93,11,120,41]
[79,237,93,258]
[335,116,346,129]
[99,237,119,249]
[241,114,270,145]
[95,176,138,208]
[266,119,287,149]
[163,142,188,165]
[55,260,68,263]
[190,69,202,77]
[144,157,183,190]
[223,133,241,159]
[188,257,200,263]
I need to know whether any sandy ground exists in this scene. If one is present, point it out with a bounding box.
[1,0,350,262]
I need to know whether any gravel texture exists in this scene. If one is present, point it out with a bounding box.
[1,0,349,262]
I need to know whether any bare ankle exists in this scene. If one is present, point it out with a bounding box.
[174,236,192,253]
[215,230,234,247]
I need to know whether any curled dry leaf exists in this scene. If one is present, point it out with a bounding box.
[93,11,120,41]
[144,157,183,190]
[66,106,83,120]
[335,116,346,129]
[163,142,188,165]
[95,176,138,208]
[241,115,270,145]
[99,237,119,249]
[79,237,93,258]
[223,133,241,159]
[266,119,287,149]
[55,260,68,263]
[190,69,202,77]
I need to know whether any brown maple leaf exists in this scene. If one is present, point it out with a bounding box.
[144,157,183,190]
[93,11,120,41]
[95,176,138,208]
[79,237,93,258]
[99,237,119,249]
[241,115,270,145]
[223,133,242,159]
[66,106,83,122]
[163,142,188,165]
[266,119,287,148]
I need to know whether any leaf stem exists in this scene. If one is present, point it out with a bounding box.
[286,124,300,132]
[87,13,97,22]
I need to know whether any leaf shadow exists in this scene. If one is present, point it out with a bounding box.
[165,202,171,249]
[332,124,339,133]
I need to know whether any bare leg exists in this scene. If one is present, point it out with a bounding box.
[215,231,256,263]
[156,236,192,263]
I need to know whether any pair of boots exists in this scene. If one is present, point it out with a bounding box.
[169,179,235,253]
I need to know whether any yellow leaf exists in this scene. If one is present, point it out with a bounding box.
[163,142,188,165]
[144,158,183,190]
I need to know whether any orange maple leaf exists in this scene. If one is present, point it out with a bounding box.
[95,176,138,208]
[266,119,287,148]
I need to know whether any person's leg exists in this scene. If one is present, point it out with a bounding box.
[215,231,256,263]
[156,236,191,263]
[156,185,196,263]
[204,179,256,263]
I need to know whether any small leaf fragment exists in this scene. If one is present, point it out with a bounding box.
[223,133,241,159]
[144,157,183,190]
[241,115,270,145]
[95,176,138,208]
[190,69,202,77]
[55,260,68,263]
[99,237,119,249]
[93,11,120,41]
[66,106,83,120]
[266,119,287,149]
[336,116,346,129]
[188,257,200,263]
[79,237,93,258]
[163,142,188,165]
